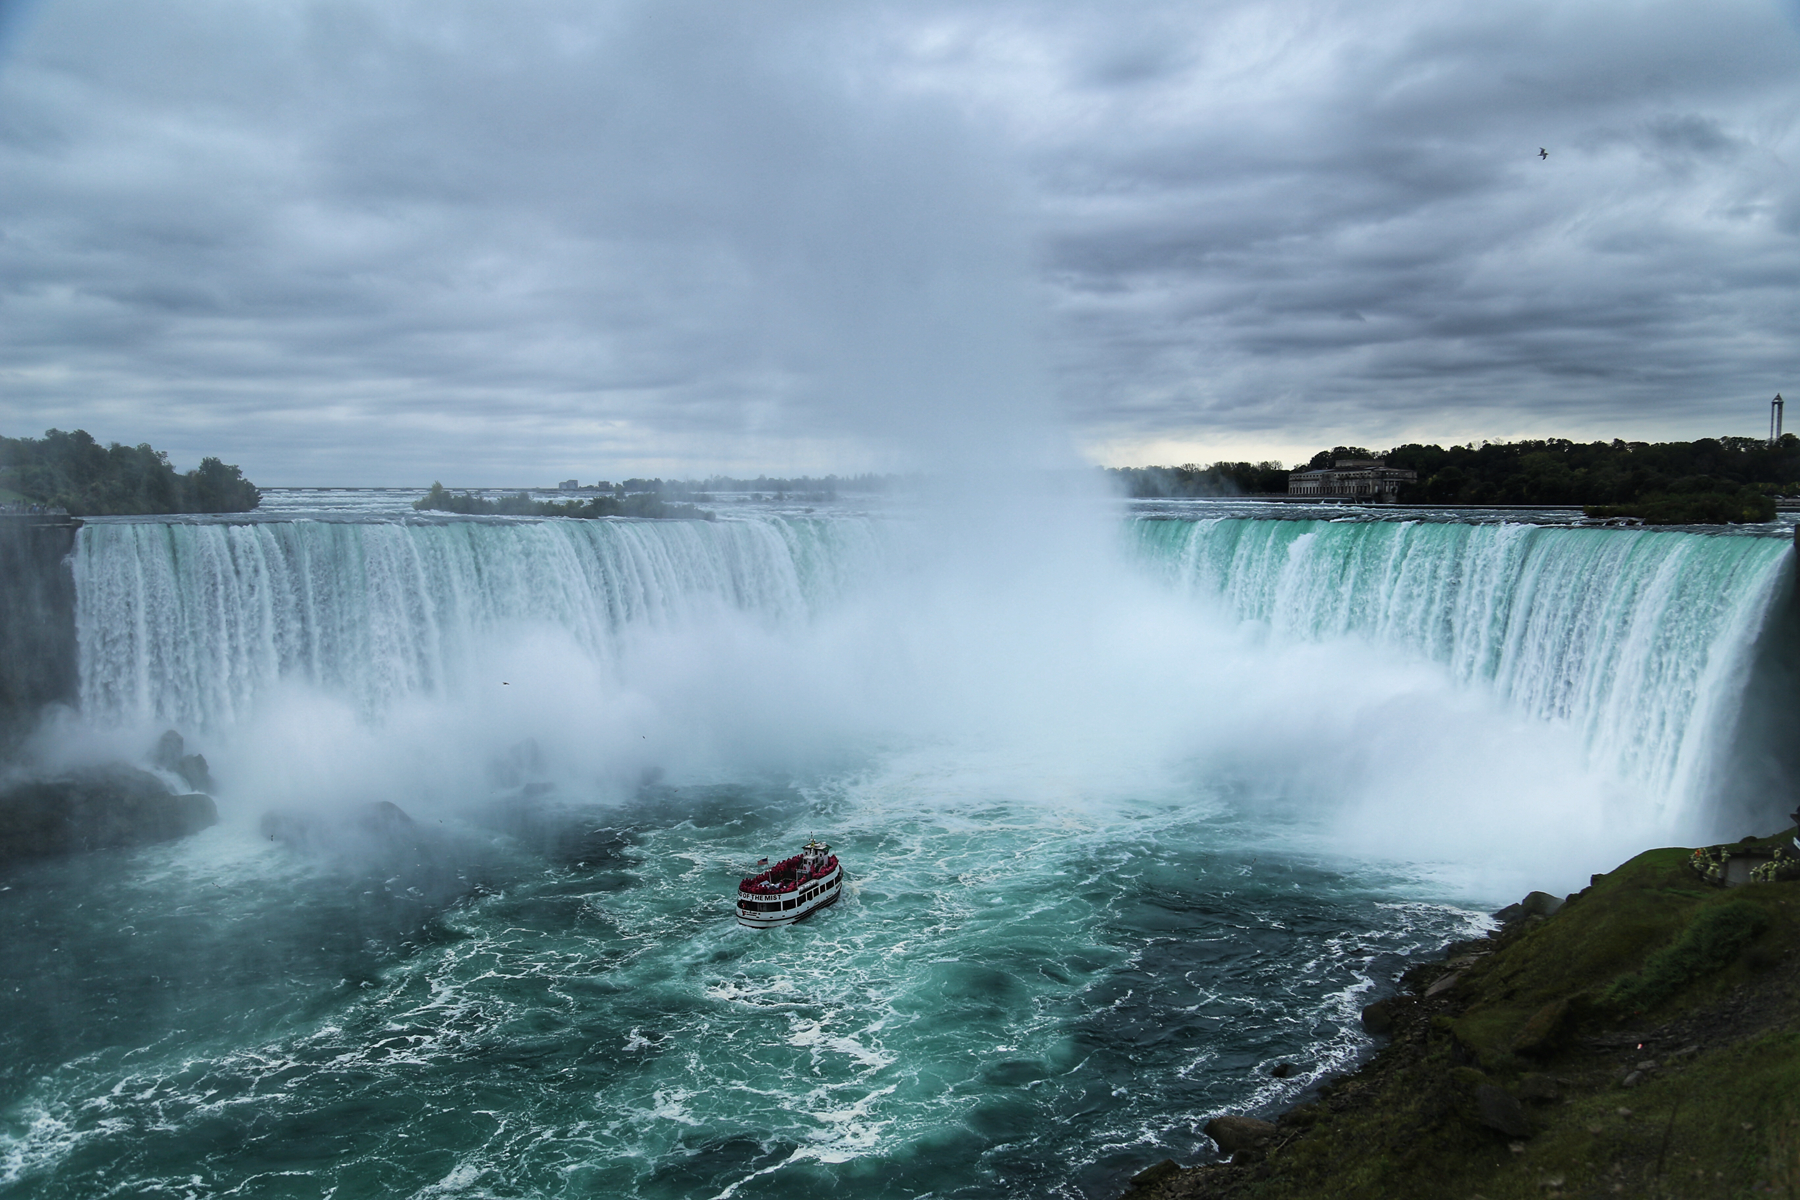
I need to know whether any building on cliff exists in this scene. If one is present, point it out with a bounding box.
[1286,458,1417,502]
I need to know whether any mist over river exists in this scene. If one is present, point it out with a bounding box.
[3,494,1794,1199]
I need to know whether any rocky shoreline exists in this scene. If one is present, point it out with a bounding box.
[1121,830,1800,1199]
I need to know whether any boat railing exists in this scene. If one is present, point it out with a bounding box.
[738,857,838,892]
[738,869,841,896]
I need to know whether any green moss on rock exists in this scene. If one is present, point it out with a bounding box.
[1121,832,1800,1200]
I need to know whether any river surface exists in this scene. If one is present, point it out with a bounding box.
[2,495,1792,1198]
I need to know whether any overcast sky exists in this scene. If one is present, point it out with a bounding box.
[3,0,1798,484]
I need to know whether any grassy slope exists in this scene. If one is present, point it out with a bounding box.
[1128,832,1800,1199]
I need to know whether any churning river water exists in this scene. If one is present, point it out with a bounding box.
[2,494,1793,1198]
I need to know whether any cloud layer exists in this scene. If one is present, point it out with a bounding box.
[2,0,1797,482]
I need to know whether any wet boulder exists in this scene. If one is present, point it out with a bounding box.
[1424,970,1464,999]
[1495,890,1565,928]
[1204,1115,1278,1155]
[151,729,215,793]
[1521,890,1565,918]
[0,765,216,864]
[259,800,480,886]
[1125,1159,1181,1192]
[261,800,422,857]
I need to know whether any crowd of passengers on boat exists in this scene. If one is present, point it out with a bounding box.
[736,843,841,920]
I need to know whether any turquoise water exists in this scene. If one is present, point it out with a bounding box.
[3,503,1789,1197]
[0,778,1482,1199]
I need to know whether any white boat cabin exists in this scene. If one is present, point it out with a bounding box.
[736,840,842,927]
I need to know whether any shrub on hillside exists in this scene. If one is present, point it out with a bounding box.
[1605,900,1771,1012]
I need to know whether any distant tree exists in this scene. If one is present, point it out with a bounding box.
[1104,462,1289,497]
[1306,447,1374,470]
[0,429,260,515]
[187,457,262,513]
[413,483,712,520]
[1298,434,1800,521]
[1108,434,1799,522]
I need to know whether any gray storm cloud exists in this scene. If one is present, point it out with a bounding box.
[1,0,1796,482]
[1026,0,1800,457]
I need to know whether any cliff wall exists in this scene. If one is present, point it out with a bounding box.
[0,515,79,747]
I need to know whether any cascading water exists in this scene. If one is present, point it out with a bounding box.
[72,514,885,732]
[4,502,1794,1200]
[1130,515,1794,826]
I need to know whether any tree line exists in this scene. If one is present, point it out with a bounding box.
[412,483,712,520]
[1365,436,1791,522]
[573,474,897,502]
[1105,462,1289,498]
[1115,436,1800,523]
[1,429,261,516]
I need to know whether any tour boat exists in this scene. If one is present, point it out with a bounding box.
[736,839,843,927]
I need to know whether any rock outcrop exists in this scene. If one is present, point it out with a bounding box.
[151,729,215,794]
[1203,1116,1278,1156]
[0,765,216,864]
[260,799,422,856]
[0,516,79,749]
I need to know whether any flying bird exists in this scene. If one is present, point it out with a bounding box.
[1538,147,1548,160]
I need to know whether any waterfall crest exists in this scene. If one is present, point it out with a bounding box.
[73,515,883,731]
[1132,516,1792,812]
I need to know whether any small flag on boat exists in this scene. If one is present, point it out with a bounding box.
[756,858,768,866]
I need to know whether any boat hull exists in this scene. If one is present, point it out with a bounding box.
[735,871,844,928]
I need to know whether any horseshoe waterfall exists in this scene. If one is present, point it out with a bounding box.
[1,501,1793,1200]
